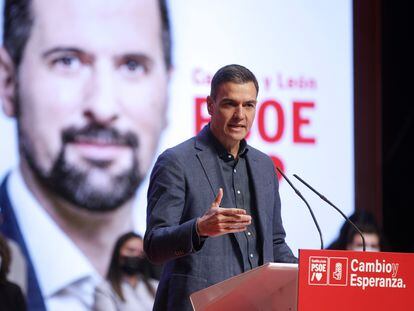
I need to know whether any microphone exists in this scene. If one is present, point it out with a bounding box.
[293,174,366,252]
[276,167,324,249]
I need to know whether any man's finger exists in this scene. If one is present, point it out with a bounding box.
[221,226,249,233]
[218,207,247,215]
[212,188,223,208]
[216,213,251,223]
[220,222,250,229]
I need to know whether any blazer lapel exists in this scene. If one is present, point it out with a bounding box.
[194,126,227,201]
[196,148,224,201]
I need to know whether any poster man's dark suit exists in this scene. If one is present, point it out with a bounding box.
[144,125,297,311]
[0,175,47,310]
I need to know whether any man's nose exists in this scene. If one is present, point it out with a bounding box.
[233,105,244,119]
[83,67,119,126]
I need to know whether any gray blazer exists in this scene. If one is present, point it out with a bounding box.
[144,125,297,310]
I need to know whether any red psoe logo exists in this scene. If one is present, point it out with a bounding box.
[309,256,349,286]
[309,257,328,285]
[328,257,348,286]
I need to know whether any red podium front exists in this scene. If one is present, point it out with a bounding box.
[298,249,414,310]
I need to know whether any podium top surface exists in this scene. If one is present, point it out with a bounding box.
[190,262,298,311]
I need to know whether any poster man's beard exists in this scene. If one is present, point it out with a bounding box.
[20,124,142,212]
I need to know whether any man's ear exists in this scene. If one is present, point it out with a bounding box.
[0,47,17,118]
[206,95,213,116]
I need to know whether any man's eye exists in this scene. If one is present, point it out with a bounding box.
[121,59,146,76]
[126,60,140,71]
[222,101,235,107]
[51,55,81,71]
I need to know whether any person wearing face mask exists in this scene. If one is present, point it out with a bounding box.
[0,233,26,311]
[327,210,387,252]
[93,232,158,311]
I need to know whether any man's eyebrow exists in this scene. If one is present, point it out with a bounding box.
[218,98,235,106]
[220,98,257,104]
[116,53,154,64]
[120,52,152,59]
[246,99,258,104]
[42,47,84,58]
[220,97,236,102]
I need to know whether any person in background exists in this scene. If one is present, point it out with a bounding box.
[327,210,385,252]
[93,232,158,311]
[4,238,27,295]
[0,209,27,295]
[0,233,26,311]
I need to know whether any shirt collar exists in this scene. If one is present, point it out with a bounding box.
[207,124,249,161]
[8,168,102,299]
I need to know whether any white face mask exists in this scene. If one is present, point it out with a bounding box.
[348,233,381,252]
[352,245,380,252]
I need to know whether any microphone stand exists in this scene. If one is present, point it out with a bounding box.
[277,167,324,249]
[293,174,366,251]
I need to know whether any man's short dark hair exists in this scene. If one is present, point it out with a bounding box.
[210,64,259,100]
[2,0,172,69]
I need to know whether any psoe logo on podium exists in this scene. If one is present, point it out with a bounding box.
[328,257,348,286]
[309,256,348,286]
[309,256,328,285]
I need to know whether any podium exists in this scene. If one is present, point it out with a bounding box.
[190,262,298,311]
[190,250,414,311]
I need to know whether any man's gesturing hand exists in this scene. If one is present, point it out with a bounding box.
[196,188,251,237]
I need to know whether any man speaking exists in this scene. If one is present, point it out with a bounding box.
[145,64,297,310]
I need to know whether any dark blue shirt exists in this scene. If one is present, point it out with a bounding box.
[208,130,263,270]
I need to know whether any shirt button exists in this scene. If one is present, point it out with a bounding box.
[228,155,232,159]
[237,190,241,194]
[250,253,254,258]
[233,169,237,173]
[247,231,251,236]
